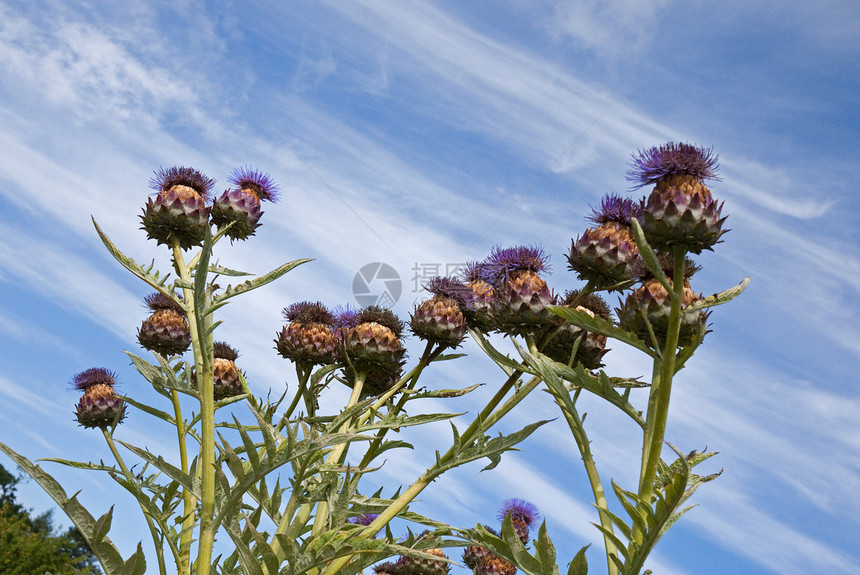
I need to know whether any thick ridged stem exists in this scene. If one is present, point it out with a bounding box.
[319,371,542,575]
[310,372,367,539]
[103,429,168,575]
[284,364,312,422]
[173,242,215,575]
[170,389,195,575]
[637,246,686,505]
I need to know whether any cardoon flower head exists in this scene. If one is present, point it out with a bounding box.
[627,142,721,189]
[460,262,496,332]
[141,166,213,249]
[340,306,406,393]
[481,246,555,336]
[71,368,125,429]
[628,143,728,254]
[211,166,279,240]
[191,342,244,400]
[228,165,280,203]
[277,302,338,366]
[138,292,191,356]
[616,258,709,350]
[411,277,471,348]
[542,290,610,369]
[332,304,361,331]
[463,526,502,570]
[497,498,540,545]
[569,194,642,290]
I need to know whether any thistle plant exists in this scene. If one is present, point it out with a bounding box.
[0,142,747,575]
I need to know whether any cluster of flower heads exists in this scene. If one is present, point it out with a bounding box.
[276,302,407,396]
[461,499,541,575]
[140,165,280,248]
[72,368,125,429]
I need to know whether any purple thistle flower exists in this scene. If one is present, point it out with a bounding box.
[497,498,540,528]
[332,304,361,330]
[349,513,379,527]
[627,142,721,189]
[425,276,476,308]
[586,193,642,225]
[149,166,216,198]
[480,245,550,286]
[229,165,280,203]
[283,301,335,325]
[70,368,118,391]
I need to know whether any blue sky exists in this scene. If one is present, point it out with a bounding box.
[1,1,858,574]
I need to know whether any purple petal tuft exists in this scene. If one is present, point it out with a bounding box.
[229,165,280,202]
[627,142,721,188]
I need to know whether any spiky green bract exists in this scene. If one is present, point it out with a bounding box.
[75,384,126,429]
[542,290,610,369]
[374,561,403,575]
[138,292,191,356]
[228,165,280,203]
[627,142,720,189]
[277,301,338,366]
[497,498,539,545]
[492,269,556,337]
[475,555,516,575]
[70,367,118,391]
[149,166,216,198]
[641,189,728,254]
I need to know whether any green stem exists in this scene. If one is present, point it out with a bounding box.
[170,390,195,575]
[103,429,168,575]
[637,246,686,503]
[560,391,619,575]
[284,364,312,421]
[173,242,216,575]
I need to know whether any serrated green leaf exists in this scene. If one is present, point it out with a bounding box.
[687,276,750,311]
[115,440,199,498]
[208,263,253,277]
[546,305,656,358]
[93,218,174,299]
[568,545,590,575]
[213,258,312,305]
